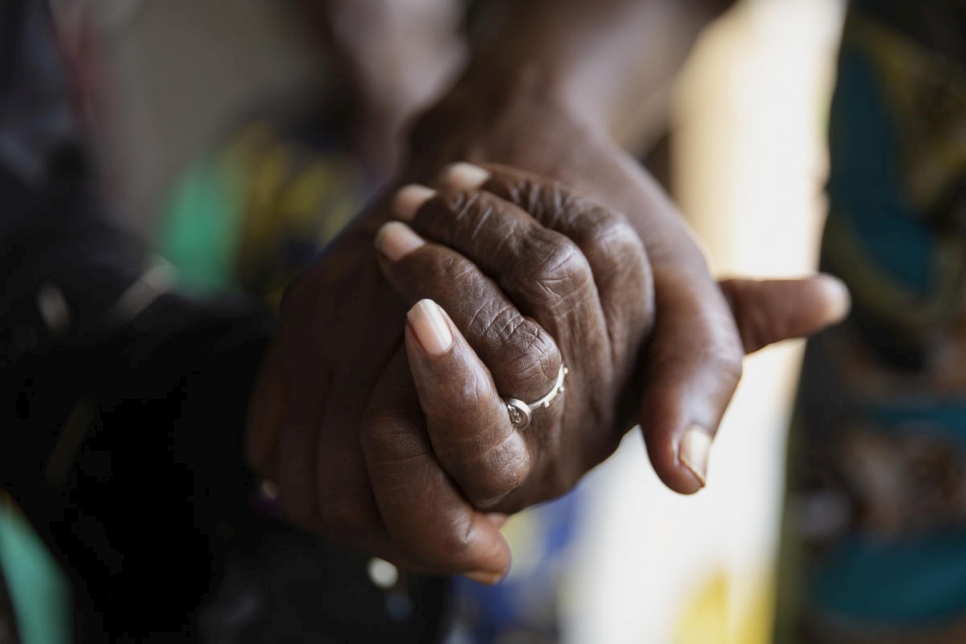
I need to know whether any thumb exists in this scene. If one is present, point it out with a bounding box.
[719,274,851,354]
[639,273,850,496]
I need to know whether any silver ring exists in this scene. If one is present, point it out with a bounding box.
[503,364,568,430]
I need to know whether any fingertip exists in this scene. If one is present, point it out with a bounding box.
[440,162,491,191]
[640,389,719,496]
[645,430,707,496]
[815,274,852,324]
[465,571,505,585]
[393,184,436,222]
[465,514,512,581]
[375,221,425,261]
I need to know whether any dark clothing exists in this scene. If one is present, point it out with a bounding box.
[0,2,447,641]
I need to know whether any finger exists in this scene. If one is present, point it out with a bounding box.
[275,378,327,529]
[361,349,512,582]
[405,298,530,508]
[245,344,286,480]
[272,346,500,577]
[441,162,655,352]
[440,163,654,435]
[639,269,745,495]
[313,393,448,575]
[719,275,851,354]
[375,219,562,404]
[392,183,607,354]
[528,157,747,496]
[433,163,730,496]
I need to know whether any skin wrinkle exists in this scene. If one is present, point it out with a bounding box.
[365,381,506,572]
[449,189,481,226]
[458,439,530,505]
[465,300,503,341]
[390,236,565,404]
[510,320,559,382]
[518,236,586,303]
[578,224,634,358]
[741,302,771,357]
[468,201,496,244]
[464,295,560,397]
[491,177,645,364]
[489,304,526,343]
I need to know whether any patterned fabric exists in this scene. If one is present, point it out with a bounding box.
[159,122,363,305]
[776,7,966,643]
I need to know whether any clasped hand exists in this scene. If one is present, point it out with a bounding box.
[247,163,848,582]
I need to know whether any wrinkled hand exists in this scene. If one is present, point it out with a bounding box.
[245,161,650,581]
[379,163,850,510]
[406,81,851,492]
[245,190,516,582]
[372,164,654,512]
[246,156,848,580]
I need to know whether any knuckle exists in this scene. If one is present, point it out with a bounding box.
[523,235,593,302]
[593,218,642,260]
[431,367,492,421]
[484,310,561,381]
[730,284,786,353]
[436,428,530,504]
[490,175,542,215]
[445,189,487,225]
[510,322,562,386]
[706,340,744,385]
[424,249,476,288]
[469,439,531,505]
[738,303,771,353]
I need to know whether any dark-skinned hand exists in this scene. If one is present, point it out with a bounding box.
[404,76,851,493]
[246,161,850,581]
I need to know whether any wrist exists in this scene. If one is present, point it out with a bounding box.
[460,56,611,134]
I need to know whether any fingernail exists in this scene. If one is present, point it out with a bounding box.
[485,513,510,529]
[392,184,436,221]
[679,426,712,488]
[817,274,852,323]
[465,570,504,585]
[441,163,490,190]
[407,299,454,355]
[375,222,424,261]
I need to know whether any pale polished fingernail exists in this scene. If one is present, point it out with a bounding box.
[679,426,712,488]
[465,570,504,585]
[407,299,454,355]
[441,163,490,190]
[817,274,852,323]
[392,184,436,221]
[375,221,424,261]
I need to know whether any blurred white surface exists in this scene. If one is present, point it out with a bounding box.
[564,1,844,642]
